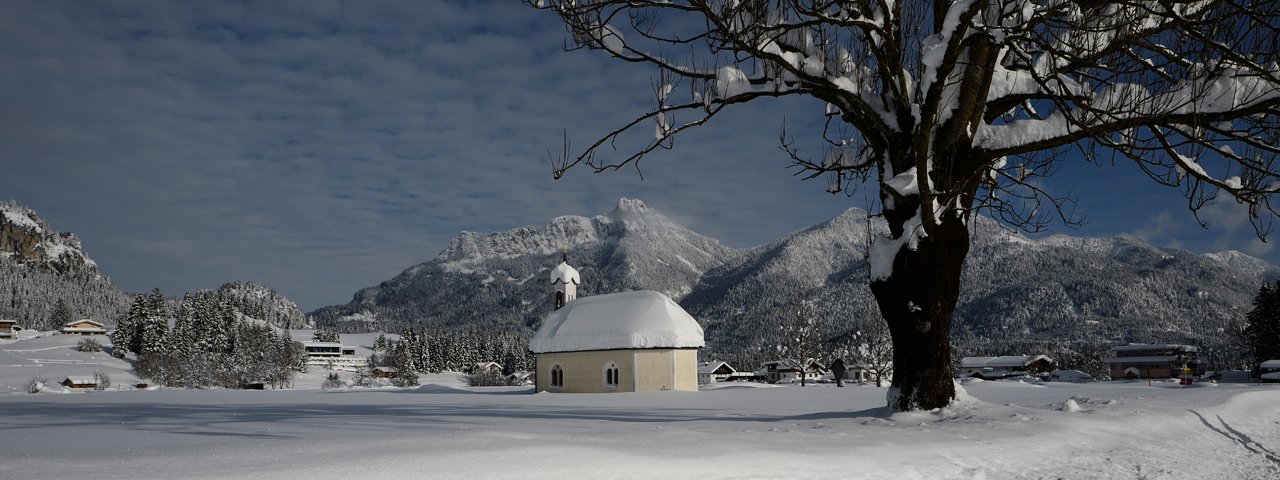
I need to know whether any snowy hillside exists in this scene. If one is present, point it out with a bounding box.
[0,200,129,330]
[217,282,311,330]
[1204,250,1280,281]
[2,377,1278,479]
[0,333,142,394]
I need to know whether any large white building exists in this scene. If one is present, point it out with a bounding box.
[530,256,703,393]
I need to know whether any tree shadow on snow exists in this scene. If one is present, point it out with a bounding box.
[0,394,889,441]
[1189,409,1280,466]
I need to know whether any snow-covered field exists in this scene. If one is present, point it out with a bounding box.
[3,335,1279,479]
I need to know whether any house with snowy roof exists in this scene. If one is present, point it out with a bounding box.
[0,319,19,340]
[697,361,736,384]
[61,376,97,389]
[467,362,503,374]
[1104,343,1201,379]
[958,355,1055,380]
[530,253,703,393]
[1257,360,1280,382]
[62,319,106,336]
[762,359,826,384]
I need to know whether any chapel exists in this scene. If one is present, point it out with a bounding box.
[530,254,703,393]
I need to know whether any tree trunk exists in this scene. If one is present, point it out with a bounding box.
[870,210,970,411]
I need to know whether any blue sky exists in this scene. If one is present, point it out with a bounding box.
[0,1,1271,311]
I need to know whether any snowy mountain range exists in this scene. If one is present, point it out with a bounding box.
[310,198,1275,368]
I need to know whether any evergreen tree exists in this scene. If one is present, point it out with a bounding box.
[112,294,147,357]
[312,326,340,343]
[215,292,238,354]
[50,298,73,331]
[138,288,169,356]
[146,288,168,320]
[1245,281,1280,366]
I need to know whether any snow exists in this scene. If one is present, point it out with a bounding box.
[597,23,624,53]
[977,65,1280,154]
[883,167,919,196]
[715,65,751,98]
[550,260,580,285]
[868,214,925,281]
[1,206,42,232]
[529,290,704,353]
[4,355,1280,480]
[0,334,143,394]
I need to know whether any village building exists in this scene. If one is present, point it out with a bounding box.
[301,341,364,370]
[830,362,878,384]
[61,376,97,389]
[1048,369,1095,382]
[467,362,503,375]
[506,371,534,386]
[530,254,703,393]
[1258,360,1280,382]
[0,319,19,340]
[371,366,399,379]
[1104,343,1201,379]
[61,319,106,336]
[727,371,765,382]
[762,359,826,384]
[697,361,736,384]
[958,355,1055,380]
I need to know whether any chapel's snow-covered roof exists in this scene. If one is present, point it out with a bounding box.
[549,261,580,285]
[529,290,703,353]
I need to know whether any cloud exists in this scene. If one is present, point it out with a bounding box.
[1128,211,1187,251]
[0,1,853,310]
[1129,199,1275,258]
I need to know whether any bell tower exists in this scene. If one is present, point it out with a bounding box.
[549,246,580,310]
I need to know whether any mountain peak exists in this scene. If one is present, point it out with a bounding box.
[615,198,648,212]
[1204,250,1280,281]
[0,200,98,275]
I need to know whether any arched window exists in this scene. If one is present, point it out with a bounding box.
[550,364,563,388]
[603,362,620,389]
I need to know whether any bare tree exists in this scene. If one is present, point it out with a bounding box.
[528,0,1280,410]
[843,316,893,387]
[775,292,825,386]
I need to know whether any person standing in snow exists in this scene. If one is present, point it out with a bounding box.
[830,358,847,387]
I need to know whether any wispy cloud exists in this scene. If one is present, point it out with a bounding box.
[0,1,851,309]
